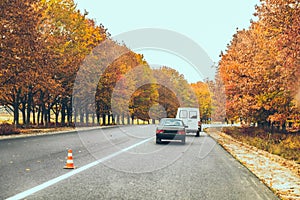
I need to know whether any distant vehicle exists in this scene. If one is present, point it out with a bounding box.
[176,107,201,137]
[156,118,186,144]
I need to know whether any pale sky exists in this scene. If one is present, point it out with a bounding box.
[74,0,259,82]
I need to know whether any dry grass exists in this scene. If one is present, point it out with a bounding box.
[222,127,300,164]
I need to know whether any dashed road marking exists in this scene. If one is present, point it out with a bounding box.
[6,137,153,200]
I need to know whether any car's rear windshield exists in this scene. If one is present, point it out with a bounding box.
[160,119,183,126]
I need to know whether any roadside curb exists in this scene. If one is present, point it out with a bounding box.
[0,125,122,141]
[206,128,300,200]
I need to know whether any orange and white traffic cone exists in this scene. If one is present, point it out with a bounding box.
[64,149,75,169]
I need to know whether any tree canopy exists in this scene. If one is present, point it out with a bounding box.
[0,0,204,126]
[219,0,300,129]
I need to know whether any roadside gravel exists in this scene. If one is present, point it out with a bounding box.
[207,128,300,200]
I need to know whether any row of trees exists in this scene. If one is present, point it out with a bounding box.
[1,0,108,126]
[1,0,214,127]
[219,0,300,130]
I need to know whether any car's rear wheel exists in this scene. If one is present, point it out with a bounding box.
[181,138,186,144]
[196,130,200,137]
[156,137,161,144]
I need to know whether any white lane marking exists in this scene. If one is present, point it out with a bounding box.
[6,137,154,200]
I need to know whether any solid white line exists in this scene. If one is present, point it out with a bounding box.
[6,137,153,200]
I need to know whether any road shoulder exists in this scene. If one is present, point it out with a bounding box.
[206,128,300,200]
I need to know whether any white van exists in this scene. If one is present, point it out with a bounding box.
[176,107,201,137]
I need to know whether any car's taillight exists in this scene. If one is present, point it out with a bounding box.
[156,129,164,134]
[178,130,185,135]
[198,121,201,126]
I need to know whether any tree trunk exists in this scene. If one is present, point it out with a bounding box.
[55,106,59,127]
[85,106,89,126]
[47,108,51,125]
[127,114,130,125]
[80,108,84,125]
[67,102,72,126]
[96,112,100,125]
[26,89,33,126]
[13,88,21,127]
[13,102,20,127]
[282,122,286,132]
[92,113,95,125]
[102,113,106,125]
[32,106,36,125]
[74,107,77,125]
[271,122,274,133]
[43,104,47,127]
[122,113,125,125]
[61,102,66,126]
[37,92,44,127]
[38,106,42,126]
[21,102,26,125]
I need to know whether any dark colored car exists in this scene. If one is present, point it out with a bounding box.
[156,118,186,144]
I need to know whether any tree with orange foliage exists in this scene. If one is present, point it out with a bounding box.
[0,0,53,126]
[191,81,213,123]
[219,0,299,130]
[207,73,226,122]
[41,0,107,126]
[0,0,108,127]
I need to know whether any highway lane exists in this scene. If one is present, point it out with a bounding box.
[1,125,278,199]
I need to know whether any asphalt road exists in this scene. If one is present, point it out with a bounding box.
[0,125,278,200]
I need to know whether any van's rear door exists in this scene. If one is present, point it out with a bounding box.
[177,109,199,132]
[187,110,198,130]
[177,109,188,126]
